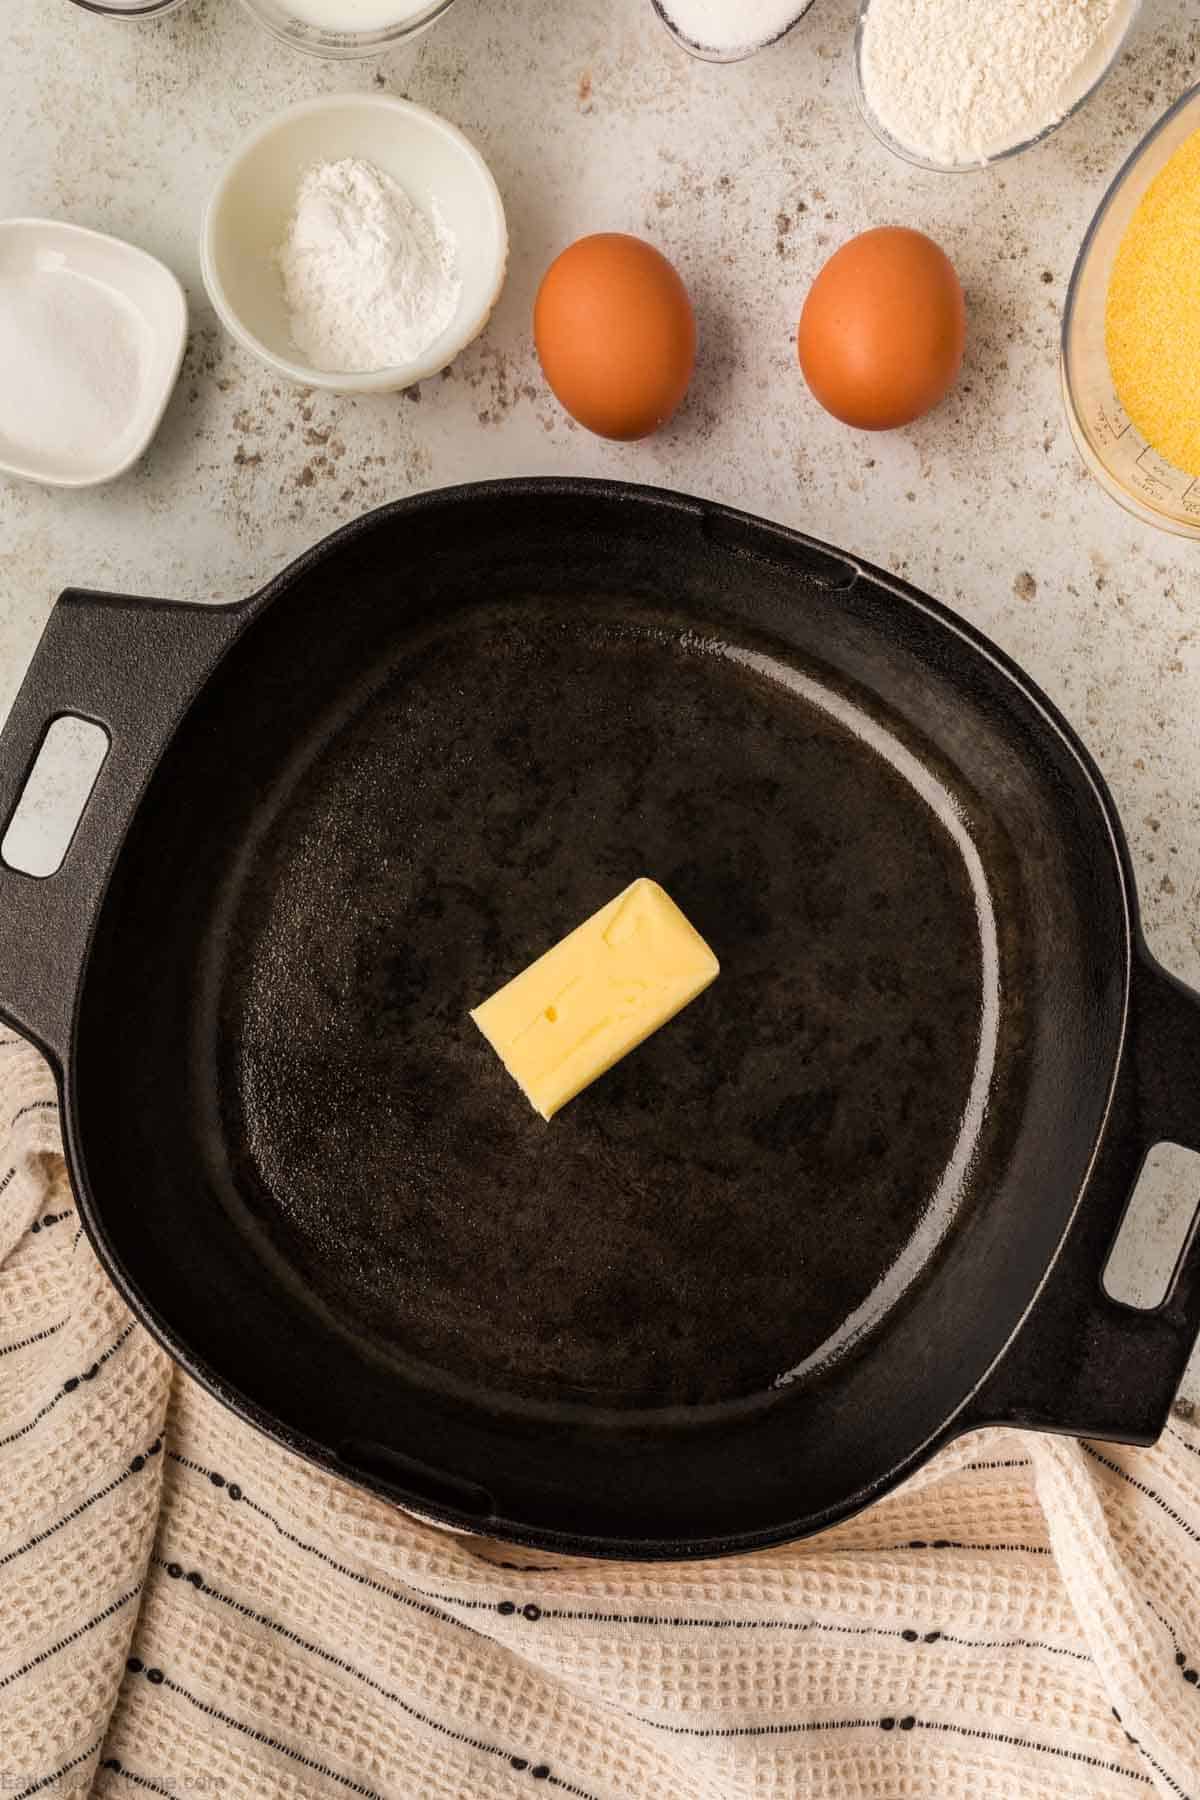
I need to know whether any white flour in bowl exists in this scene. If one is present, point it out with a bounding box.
[859,0,1134,165]
[276,158,461,374]
[656,0,810,54]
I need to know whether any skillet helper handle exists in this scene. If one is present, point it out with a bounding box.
[969,951,1200,1445]
[0,590,241,1065]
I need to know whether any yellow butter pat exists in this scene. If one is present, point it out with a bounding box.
[471,878,719,1121]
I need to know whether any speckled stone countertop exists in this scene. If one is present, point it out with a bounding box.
[3,0,1200,1386]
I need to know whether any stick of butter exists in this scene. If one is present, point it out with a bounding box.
[470,878,720,1121]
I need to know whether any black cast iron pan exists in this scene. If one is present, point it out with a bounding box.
[3,480,1200,1559]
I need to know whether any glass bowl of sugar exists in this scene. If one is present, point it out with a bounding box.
[649,0,815,63]
[66,0,191,15]
[237,0,456,58]
[853,0,1141,171]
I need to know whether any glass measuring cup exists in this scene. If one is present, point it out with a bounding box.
[1062,83,1200,538]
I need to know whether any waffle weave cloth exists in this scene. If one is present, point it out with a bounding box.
[3,1035,1200,1799]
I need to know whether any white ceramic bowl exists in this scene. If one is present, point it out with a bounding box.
[201,94,507,395]
[236,0,456,60]
[0,218,187,489]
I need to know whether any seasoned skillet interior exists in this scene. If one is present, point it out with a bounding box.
[218,595,989,1405]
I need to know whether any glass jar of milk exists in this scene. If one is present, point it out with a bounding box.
[237,0,457,58]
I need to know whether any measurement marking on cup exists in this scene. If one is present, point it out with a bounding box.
[1133,443,1178,492]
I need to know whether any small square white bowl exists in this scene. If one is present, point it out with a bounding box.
[0,219,187,489]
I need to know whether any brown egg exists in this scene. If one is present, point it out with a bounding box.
[534,234,696,440]
[797,227,965,431]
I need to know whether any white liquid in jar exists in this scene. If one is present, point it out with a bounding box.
[282,0,433,29]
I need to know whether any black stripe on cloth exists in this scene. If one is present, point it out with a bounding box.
[108,1765,260,1800]
[10,1100,59,1127]
[150,1558,602,1799]
[158,1672,480,1800]
[632,1713,879,1740]
[0,1322,136,1449]
[1083,1443,1200,1546]
[457,1601,1087,1663]
[1126,1737,1191,1799]
[408,1588,1079,1658]
[1112,1621,1200,1796]
[399,1580,508,1612]
[1170,1425,1200,1459]
[631,1708,1151,1780]
[0,1383,87,1452]
[914,1719,1153,1787]
[1143,1595,1200,1689]
[0,1584,141,1691]
[71,1225,84,1251]
[1144,1751,1190,1800]
[0,1318,67,1358]
[0,1038,21,1049]
[848,1539,1051,1555]
[1112,1705,1193,1800]
[0,1441,156,1569]
[403,1538,1055,1616]
[11,1739,101,1799]
[109,1767,181,1799]
[0,1166,17,1198]
[964,1457,1032,1472]
[167,1452,490,1643]
[927,1629,1089,1663]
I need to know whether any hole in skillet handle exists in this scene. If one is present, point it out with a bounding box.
[0,716,109,878]
[1104,1142,1200,1311]
[338,1439,495,1521]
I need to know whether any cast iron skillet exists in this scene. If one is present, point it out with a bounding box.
[2,480,1200,1560]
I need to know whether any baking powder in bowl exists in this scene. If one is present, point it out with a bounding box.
[0,262,147,465]
[276,158,461,374]
[859,0,1134,165]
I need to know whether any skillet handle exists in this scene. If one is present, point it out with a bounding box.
[0,590,242,1065]
[964,950,1200,1446]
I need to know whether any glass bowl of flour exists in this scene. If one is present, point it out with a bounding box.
[238,0,456,59]
[853,0,1141,171]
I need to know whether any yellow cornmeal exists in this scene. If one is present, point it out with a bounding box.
[1107,128,1200,480]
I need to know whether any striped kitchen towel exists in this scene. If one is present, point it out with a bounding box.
[3,1032,1200,1800]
